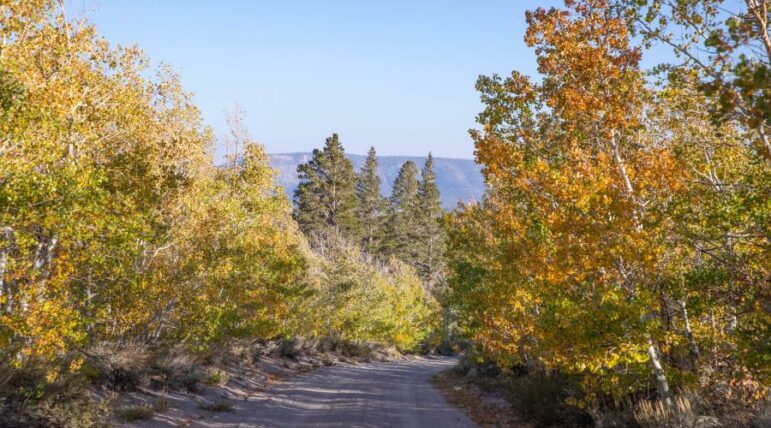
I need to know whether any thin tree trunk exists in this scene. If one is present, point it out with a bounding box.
[610,131,635,199]
[29,234,58,309]
[660,291,672,331]
[32,234,58,278]
[0,227,14,313]
[609,131,645,231]
[152,298,176,341]
[647,338,673,406]
[709,308,719,365]
[745,0,771,61]
[757,126,771,162]
[678,299,699,368]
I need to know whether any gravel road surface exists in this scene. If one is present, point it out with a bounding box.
[192,356,476,427]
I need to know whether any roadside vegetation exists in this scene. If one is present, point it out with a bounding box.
[444,0,769,426]
[1,0,769,426]
[0,1,443,425]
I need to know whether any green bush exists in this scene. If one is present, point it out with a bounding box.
[506,373,592,427]
[298,239,438,351]
[0,378,108,428]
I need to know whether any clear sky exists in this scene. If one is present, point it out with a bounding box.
[78,1,563,160]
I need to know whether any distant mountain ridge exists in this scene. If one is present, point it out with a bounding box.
[269,153,485,210]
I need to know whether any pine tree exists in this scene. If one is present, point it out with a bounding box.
[415,153,445,288]
[383,161,420,260]
[356,147,388,255]
[294,134,361,244]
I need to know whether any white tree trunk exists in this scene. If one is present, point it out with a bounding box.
[679,299,699,367]
[0,227,14,313]
[647,338,672,406]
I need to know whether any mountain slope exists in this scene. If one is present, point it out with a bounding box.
[269,153,484,210]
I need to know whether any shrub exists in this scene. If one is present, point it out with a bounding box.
[506,373,592,427]
[114,398,169,422]
[321,354,336,366]
[634,396,700,428]
[205,368,230,387]
[0,362,108,428]
[151,351,205,393]
[299,240,438,352]
[115,405,155,422]
[151,397,170,413]
[198,400,234,412]
[279,337,305,359]
[85,343,149,391]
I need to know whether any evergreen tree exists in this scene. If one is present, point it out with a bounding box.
[294,134,361,243]
[356,147,388,254]
[383,161,420,260]
[415,153,445,288]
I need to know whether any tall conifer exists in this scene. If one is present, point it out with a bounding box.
[415,153,445,288]
[383,161,420,260]
[356,147,388,254]
[294,134,361,243]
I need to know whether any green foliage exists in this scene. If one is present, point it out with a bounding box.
[0,3,307,421]
[446,0,769,413]
[294,134,361,244]
[377,156,447,291]
[299,237,438,352]
[414,153,446,288]
[622,0,771,160]
[356,147,389,255]
[383,161,421,260]
[291,141,443,352]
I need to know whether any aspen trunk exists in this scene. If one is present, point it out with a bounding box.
[647,338,672,406]
[152,298,176,341]
[679,299,699,367]
[758,127,771,162]
[29,234,57,309]
[0,227,13,313]
[610,132,635,199]
[32,234,57,273]
[609,131,644,230]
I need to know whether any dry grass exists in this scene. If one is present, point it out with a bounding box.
[114,397,169,421]
[151,349,206,393]
[634,396,700,428]
[198,399,235,412]
[114,404,155,422]
[432,369,525,427]
[205,368,230,387]
[85,342,150,391]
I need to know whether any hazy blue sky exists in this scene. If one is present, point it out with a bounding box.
[80,1,562,160]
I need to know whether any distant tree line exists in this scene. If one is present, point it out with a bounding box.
[293,134,446,291]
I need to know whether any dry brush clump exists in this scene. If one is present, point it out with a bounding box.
[82,342,151,391]
[149,350,207,393]
[634,395,702,428]
[0,371,109,428]
[197,399,235,413]
[114,398,169,422]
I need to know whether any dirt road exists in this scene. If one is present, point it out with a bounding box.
[182,356,476,427]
